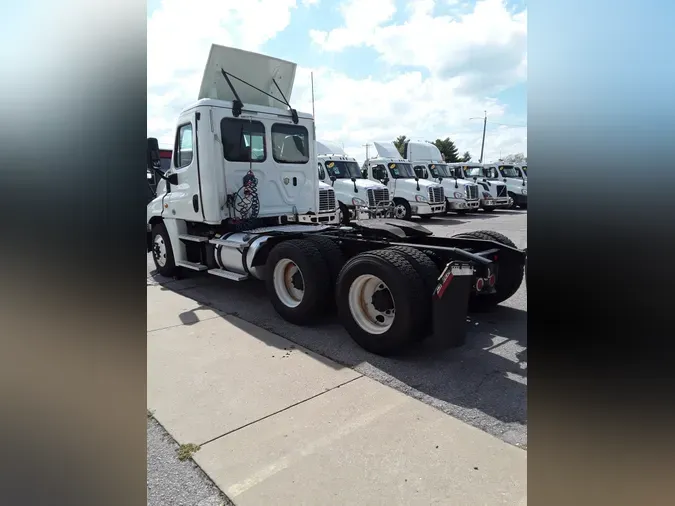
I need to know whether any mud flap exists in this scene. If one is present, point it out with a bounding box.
[426,262,474,350]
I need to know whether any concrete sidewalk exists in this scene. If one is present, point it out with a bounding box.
[148,284,527,506]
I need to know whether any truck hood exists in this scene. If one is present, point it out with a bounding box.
[332,178,387,192]
[395,178,440,192]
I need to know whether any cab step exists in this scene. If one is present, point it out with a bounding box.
[208,268,248,281]
[179,234,209,242]
[176,260,208,271]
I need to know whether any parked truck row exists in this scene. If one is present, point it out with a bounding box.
[147,44,527,356]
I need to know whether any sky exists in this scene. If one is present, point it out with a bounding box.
[147,0,527,164]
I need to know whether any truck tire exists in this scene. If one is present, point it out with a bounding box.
[452,230,524,310]
[336,250,426,355]
[384,246,441,340]
[393,198,412,221]
[338,201,351,225]
[265,240,331,325]
[305,234,345,290]
[150,223,177,277]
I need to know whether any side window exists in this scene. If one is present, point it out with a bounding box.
[176,124,193,168]
[221,118,266,162]
[318,163,326,180]
[271,123,309,164]
[413,165,427,178]
[372,164,387,180]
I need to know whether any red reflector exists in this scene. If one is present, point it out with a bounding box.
[493,255,499,261]
[476,278,484,291]
[435,274,454,299]
[488,275,496,286]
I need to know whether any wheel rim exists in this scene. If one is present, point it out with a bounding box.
[273,259,305,308]
[348,274,395,335]
[394,205,407,219]
[153,234,167,267]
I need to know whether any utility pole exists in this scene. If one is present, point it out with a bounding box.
[311,72,315,119]
[479,110,487,163]
[362,143,372,160]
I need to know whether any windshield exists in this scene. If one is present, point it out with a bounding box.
[387,162,415,179]
[324,160,362,179]
[428,163,451,178]
[499,165,523,178]
[464,167,483,178]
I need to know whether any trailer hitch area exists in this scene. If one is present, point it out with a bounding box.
[427,262,474,350]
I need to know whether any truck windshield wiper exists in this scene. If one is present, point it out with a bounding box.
[220,69,299,124]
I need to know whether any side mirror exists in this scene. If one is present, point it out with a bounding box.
[503,178,507,183]
[147,137,160,169]
[168,173,179,185]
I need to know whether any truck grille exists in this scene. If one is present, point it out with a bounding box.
[319,188,336,212]
[366,188,390,207]
[428,186,445,203]
[465,184,479,200]
[496,185,507,197]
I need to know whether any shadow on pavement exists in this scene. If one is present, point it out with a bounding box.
[148,264,527,439]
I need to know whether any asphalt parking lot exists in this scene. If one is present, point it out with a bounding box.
[147,208,527,447]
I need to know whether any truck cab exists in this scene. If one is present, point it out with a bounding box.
[490,162,527,209]
[403,140,480,214]
[316,140,392,223]
[361,141,446,220]
[449,162,511,212]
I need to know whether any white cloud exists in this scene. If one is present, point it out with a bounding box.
[292,66,524,164]
[147,0,298,144]
[147,0,526,161]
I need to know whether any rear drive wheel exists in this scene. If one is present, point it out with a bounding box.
[393,198,412,221]
[305,235,345,305]
[336,250,426,355]
[151,223,177,277]
[265,240,331,324]
[384,246,440,340]
[452,230,524,311]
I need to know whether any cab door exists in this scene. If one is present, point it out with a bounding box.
[164,117,203,221]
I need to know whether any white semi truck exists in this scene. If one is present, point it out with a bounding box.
[360,142,446,220]
[316,140,393,224]
[485,161,527,209]
[449,162,511,212]
[146,44,526,356]
[403,140,481,214]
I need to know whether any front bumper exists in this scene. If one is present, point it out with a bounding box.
[412,202,446,215]
[298,211,339,224]
[353,201,395,220]
[447,199,481,211]
[481,197,512,208]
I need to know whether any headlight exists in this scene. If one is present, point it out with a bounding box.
[352,197,367,206]
[415,195,428,202]
[522,189,527,195]
[453,192,464,199]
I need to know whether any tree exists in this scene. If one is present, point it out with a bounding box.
[432,137,460,163]
[460,151,472,162]
[502,153,527,164]
[393,135,407,157]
